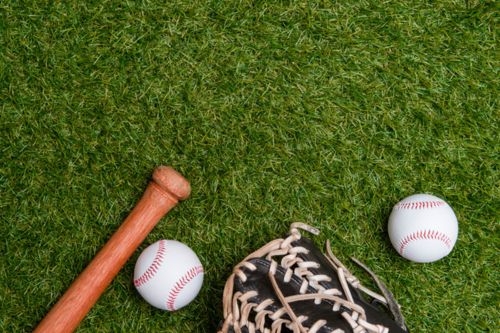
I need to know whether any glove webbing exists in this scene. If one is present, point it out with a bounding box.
[219,223,404,333]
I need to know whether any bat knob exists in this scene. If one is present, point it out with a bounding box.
[152,166,191,201]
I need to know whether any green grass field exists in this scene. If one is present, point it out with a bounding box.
[1,1,498,332]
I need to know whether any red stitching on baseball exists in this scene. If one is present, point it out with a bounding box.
[399,230,452,255]
[166,265,204,311]
[134,240,167,288]
[396,200,446,210]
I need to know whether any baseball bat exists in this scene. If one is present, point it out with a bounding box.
[34,166,191,333]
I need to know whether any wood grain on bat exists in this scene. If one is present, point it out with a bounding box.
[34,166,190,333]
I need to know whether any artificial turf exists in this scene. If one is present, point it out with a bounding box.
[1,1,498,332]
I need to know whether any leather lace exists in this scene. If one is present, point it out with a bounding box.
[218,223,405,333]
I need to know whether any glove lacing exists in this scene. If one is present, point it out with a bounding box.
[219,223,404,333]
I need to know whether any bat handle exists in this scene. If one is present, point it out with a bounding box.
[34,166,190,333]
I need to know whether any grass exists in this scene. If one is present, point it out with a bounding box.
[1,0,497,332]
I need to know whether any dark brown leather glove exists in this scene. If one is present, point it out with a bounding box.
[218,223,409,333]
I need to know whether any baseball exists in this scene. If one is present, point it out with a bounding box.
[134,240,204,311]
[388,193,458,263]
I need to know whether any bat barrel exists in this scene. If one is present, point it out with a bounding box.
[34,166,190,333]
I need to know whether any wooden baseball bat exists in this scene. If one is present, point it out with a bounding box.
[34,166,191,333]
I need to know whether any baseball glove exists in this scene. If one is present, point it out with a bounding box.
[218,223,408,333]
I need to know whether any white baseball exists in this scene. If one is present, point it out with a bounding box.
[134,240,204,311]
[388,193,458,263]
